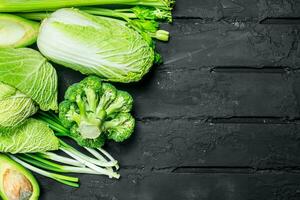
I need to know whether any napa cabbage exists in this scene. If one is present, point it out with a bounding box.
[38,8,156,83]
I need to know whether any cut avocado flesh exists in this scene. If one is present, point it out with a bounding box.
[0,154,39,200]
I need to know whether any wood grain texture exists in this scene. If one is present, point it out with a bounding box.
[158,21,300,70]
[105,121,300,169]
[39,171,300,200]
[56,66,300,119]
[130,69,300,118]
[174,0,300,20]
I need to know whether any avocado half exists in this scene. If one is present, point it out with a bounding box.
[0,154,39,200]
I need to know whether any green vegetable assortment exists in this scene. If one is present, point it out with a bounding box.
[0,0,175,197]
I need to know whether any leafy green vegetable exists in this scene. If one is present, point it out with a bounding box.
[37,8,156,83]
[0,48,58,111]
[0,153,40,200]
[0,118,60,154]
[0,82,38,130]
[0,0,175,12]
[55,76,135,148]
[0,14,39,48]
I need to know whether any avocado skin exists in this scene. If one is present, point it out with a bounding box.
[0,154,40,200]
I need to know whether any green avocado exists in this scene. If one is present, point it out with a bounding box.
[0,154,39,200]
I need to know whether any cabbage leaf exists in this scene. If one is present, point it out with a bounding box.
[0,118,59,154]
[0,82,38,129]
[0,48,58,111]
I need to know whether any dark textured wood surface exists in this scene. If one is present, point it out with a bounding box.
[41,1,300,199]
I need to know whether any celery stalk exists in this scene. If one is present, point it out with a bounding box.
[0,0,174,12]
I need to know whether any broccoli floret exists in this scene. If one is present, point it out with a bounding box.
[104,113,135,142]
[80,76,102,112]
[58,100,76,128]
[106,91,133,116]
[64,83,84,102]
[95,83,117,116]
[59,76,135,148]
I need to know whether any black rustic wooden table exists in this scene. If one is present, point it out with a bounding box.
[41,0,300,199]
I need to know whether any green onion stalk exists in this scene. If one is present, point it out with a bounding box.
[9,112,121,187]
[10,155,80,187]
[10,139,120,187]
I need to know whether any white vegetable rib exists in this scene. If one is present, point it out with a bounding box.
[40,42,125,78]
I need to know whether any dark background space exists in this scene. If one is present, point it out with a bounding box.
[41,0,300,199]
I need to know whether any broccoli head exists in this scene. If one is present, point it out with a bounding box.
[59,76,135,147]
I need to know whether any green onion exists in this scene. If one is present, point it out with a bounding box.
[37,152,85,167]
[18,154,102,174]
[60,140,118,168]
[10,155,80,187]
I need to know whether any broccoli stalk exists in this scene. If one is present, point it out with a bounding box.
[66,90,103,140]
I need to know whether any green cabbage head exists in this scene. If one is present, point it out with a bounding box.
[0,48,58,129]
[0,48,58,111]
[0,82,38,129]
[38,8,155,83]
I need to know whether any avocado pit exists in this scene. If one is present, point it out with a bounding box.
[3,168,33,200]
